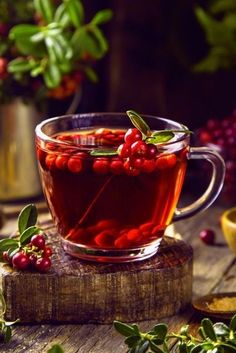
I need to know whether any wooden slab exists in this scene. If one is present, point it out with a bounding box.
[0,230,193,324]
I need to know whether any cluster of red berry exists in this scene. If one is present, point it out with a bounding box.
[47,72,84,99]
[198,111,236,202]
[37,128,179,177]
[3,234,52,273]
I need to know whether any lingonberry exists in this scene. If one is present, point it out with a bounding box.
[110,159,124,174]
[123,160,140,176]
[45,154,56,170]
[129,157,144,168]
[28,254,38,267]
[42,246,53,258]
[12,252,30,270]
[117,143,131,158]
[146,144,158,159]
[127,228,142,241]
[155,154,177,169]
[93,158,110,175]
[67,156,83,173]
[55,154,69,170]
[199,229,215,245]
[31,234,46,250]
[2,251,10,263]
[35,257,51,273]
[141,159,156,173]
[130,141,148,157]
[124,128,142,145]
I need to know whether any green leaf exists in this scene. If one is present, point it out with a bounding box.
[34,0,55,23]
[213,322,229,336]
[230,314,236,332]
[89,25,109,53]
[10,24,40,39]
[153,323,168,340]
[90,148,117,156]
[210,0,236,14]
[20,226,41,246]
[113,321,137,337]
[47,344,65,353]
[44,62,62,88]
[54,4,70,27]
[190,344,205,353]
[150,341,164,353]
[124,335,141,348]
[84,67,98,83]
[0,291,6,316]
[201,318,217,341]
[18,204,38,234]
[64,0,84,27]
[146,131,175,144]
[72,27,103,59]
[8,58,36,74]
[91,9,113,25]
[126,110,151,137]
[137,340,149,353]
[57,35,73,60]
[0,239,19,254]
[3,326,12,343]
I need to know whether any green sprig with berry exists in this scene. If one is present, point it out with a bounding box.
[91,110,192,157]
[114,314,236,353]
[0,204,52,273]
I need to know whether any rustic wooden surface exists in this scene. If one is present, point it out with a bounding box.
[1,233,193,324]
[0,202,235,353]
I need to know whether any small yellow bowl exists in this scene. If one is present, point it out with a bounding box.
[221,207,236,254]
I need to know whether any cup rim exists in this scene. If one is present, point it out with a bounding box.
[35,112,190,148]
[221,207,236,229]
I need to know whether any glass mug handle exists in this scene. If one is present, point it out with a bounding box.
[173,147,225,221]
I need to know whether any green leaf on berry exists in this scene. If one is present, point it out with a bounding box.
[18,204,38,234]
[146,131,175,144]
[19,226,41,246]
[0,239,19,254]
[126,110,151,137]
[90,148,118,156]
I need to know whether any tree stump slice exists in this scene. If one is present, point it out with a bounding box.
[0,229,193,323]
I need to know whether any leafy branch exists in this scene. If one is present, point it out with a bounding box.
[7,0,113,89]
[0,291,19,343]
[114,314,236,353]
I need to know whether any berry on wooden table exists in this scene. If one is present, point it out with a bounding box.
[31,234,46,250]
[199,229,215,245]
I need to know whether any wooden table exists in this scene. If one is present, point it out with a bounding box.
[0,200,235,353]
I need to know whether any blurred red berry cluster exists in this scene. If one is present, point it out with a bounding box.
[198,110,236,203]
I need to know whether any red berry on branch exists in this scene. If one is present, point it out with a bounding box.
[124,128,142,145]
[117,143,131,158]
[12,252,30,270]
[31,234,46,250]
[35,257,51,273]
[130,141,148,157]
[43,246,53,258]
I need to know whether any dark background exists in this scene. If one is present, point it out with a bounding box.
[76,0,236,130]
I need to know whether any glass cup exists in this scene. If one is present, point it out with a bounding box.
[35,113,225,262]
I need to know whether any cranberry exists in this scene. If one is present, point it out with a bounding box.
[35,257,51,273]
[45,154,56,170]
[93,158,110,175]
[199,129,212,144]
[42,246,53,258]
[2,251,11,263]
[55,154,69,170]
[124,128,142,144]
[199,229,215,245]
[12,252,30,270]
[146,144,158,159]
[114,235,131,248]
[123,160,140,176]
[117,143,131,158]
[31,234,46,250]
[141,159,156,173]
[67,156,83,173]
[110,159,124,174]
[127,228,142,241]
[94,230,116,247]
[130,141,148,157]
[129,157,144,168]
[28,254,37,267]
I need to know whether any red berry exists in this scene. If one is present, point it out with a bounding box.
[93,158,110,175]
[2,251,11,263]
[199,229,215,245]
[28,254,37,267]
[130,141,148,157]
[12,252,30,270]
[127,228,142,241]
[55,154,69,170]
[67,156,83,173]
[141,159,156,173]
[129,157,144,168]
[156,154,177,169]
[35,257,51,273]
[45,154,56,170]
[146,144,158,159]
[42,246,53,258]
[123,160,140,176]
[117,143,131,158]
[124,128,142,144]
[110,159,124,174]
[31,234,46,250]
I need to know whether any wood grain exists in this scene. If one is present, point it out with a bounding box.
[1,232,193,324]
